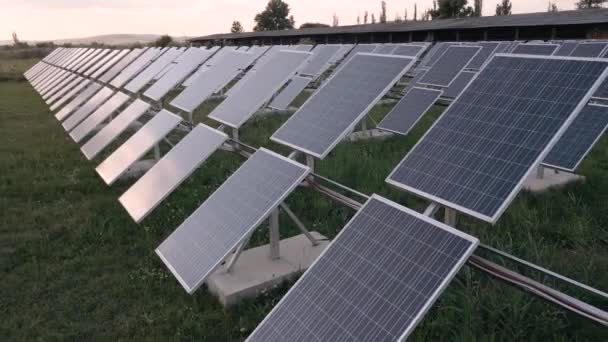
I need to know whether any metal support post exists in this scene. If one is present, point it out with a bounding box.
[536,164,544,179]
[232,127,239,142]
[226,236,251,273]
[423,202,439,217]
[280,203,318,246]
[288,151,300,160]
[153,143,161,161]
[306,154,315,171]
[444,207,457,226]
[269,209,280,260]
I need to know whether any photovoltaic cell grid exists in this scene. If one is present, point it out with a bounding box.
[47,76,83,105]
[119,124,228,223]
[543,104,608,172]
[387,55,608,223]
[511,43,559,55]
[156,148,310,294]
[569,42,608,57]
[392,44,426,57]
[209,50,311,128]
[340,44,378,67]
[298,44,341,77]
[553,42,579,56]
[269,76,311,110]
[378,87,442,135]
[272,53,415,159]
[96,110,182,185]
[422,42,458,68]
[465,42,499,70]
[81,99,151,160]
[442,71,477,99]
[418,46,481,88]
[247,195,478,342]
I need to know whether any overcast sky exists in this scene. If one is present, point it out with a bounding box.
[0,0,579,41]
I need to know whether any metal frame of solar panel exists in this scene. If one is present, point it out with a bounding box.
[542,103,608,172]
[81,99,151,160]
[155,148,311,294]
[170,51,256,114]
[247,194,478,342]
[442,70,476,99]
[119,124,228,223]
[387,54,608,224]
[95,110,182,185]
[418,45,481,88]
[208,50,312,129]
[377,87,443,135]
[511,43,560,55]
[569,41,608,57]
[271,53,415,159]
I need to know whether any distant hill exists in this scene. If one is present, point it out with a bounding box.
[0,34,189,46]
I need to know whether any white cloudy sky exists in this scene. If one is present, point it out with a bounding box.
[0,0,578,41]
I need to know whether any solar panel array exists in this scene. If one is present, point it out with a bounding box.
[99,48,145,84]
[269,76,311,110]
[62,86,114,131]
[124,48,184,94]
[465,42,499,70]
[553,41,580,56]
[543,104,608,172]
[69,91,131,143]
[298,44,341,77]
[156,148,310,293]
[272,53,415,158]
[55,82,102,121]
[511,43,559,55]
[110,48,161,88]
[388,55,608,223]
[443,71,477,99]
[247,195,478,342]
[570,42,608,57]
[378,87,442,135]
[418,46,481,87]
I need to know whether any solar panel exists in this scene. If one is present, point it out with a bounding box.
[55,82,102,121]
[85,49,120,77]
[78,49,111,74]
[247,194,478,342]
[340,44,378,67]
[143,49,213,101]
[62,87,114,131]
[299,45,341,77]
[392,44,426,57]
[465,42,499,70]
[543,104,608,172]
[99,48,145,84]
[387,55,608,223]
[442,71,476,99]
[96,110,182,185]
[170,51,255,113]
[374,44,398,54]
[110,48,161,88]
[37,70,67,94]
[81,99,151,160]
[272,53,415,158]
[418,46,481,87]
[209,50,311,128]
[43,73,77,101]
[49,78,90,111]
[328,44,354,64]
[181,47,238,87]
[65,49,95,70]
[69,92,131,143]
[269,76,311,110]
[422,42,458,68]
[377,87,442,135]
[553,41,580,56]
[119,124,228,223]
[156,148,310,294]
[511,43,559,55]
[90,49,129,79]
[124,48,184,94]
[569,42,608,57]
[75,49,105,73]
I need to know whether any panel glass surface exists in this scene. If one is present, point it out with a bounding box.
[387,55,608,223]
[378,87,442,135]
[156,148,310,293]
[209,50,311,128]
[91,49,129,79]
[96,110,182,185]
[247,195,478,342]
[553,41,579,56]
[109,48,160,88]
[299,45,341,77]
[269,76,311,110]
[392,44,426,57]
[81,99,150,160]
[55,82,102,121]
[442,71,476,98]
[511,43,559,55]
[272,54,415,158]
[62,87,114,131]
[543,104,608,171]
[418,46,481,87]
[465,42,499,70]
[119,124,228,223]
[49,78,90,111]
[124,48,184,93]
[569,42,608,57]
[99,48,145,83]
[69,91,131,143]
[85,49,120,77]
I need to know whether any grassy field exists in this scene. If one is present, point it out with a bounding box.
[0,58,39,81]
[1,67,607,339]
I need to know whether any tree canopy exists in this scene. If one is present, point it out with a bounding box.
[253,0,295,31]
[299,22,330,29]
[576,0,606,9]
[495,0,512,15]
[429,0,475,19]
[153,35,173,47]
[231,21,244,33]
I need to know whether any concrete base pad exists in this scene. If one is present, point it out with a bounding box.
[347,129,394,142]
[206,232,329,307]
[523,169,584,192]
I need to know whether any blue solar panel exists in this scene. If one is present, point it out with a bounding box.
[378,87,442,135]
[511,43,559,55]
[247,195,478,342]
[418,46,481,87]
[543,104,608,172]
[387,55,608,223]
[443,71,476,99]
[569,42,608,57]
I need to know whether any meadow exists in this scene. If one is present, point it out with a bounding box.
[0,59,607,340]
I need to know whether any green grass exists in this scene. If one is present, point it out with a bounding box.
[1,79,607,340]
[0,58,39,81]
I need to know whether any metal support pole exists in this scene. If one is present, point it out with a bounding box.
[280,203,318,246]
[536,164,544,179]
[226,236,251,273]
[232,127,239,142]
[188,111,193,123]
[444,207,457,226]
[361,117,368,132]
[153,144,161,161]
[288,151,300,160]
[423,202,439,217]
[269,209,280,260]
[306,154,315,171]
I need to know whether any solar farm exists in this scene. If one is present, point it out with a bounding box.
[2,39,608,340]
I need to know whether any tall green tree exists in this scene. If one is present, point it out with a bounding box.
[495,0,512,15]
[429,0,474,18]
[364,11,369,24]
[231,21,244,33]
[380,1,388,23]
[253,0,295,31]
[576,0,606,8]
[548,1,559,12]
[300,22,330,29]
[414,3,418,20]
[474,0,483,16]
[153,35,173,47]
